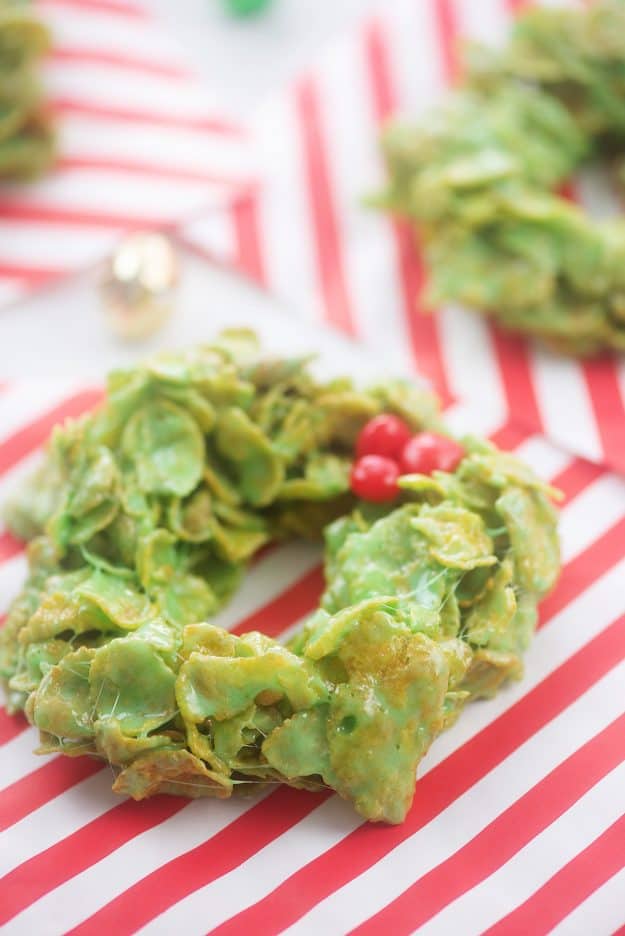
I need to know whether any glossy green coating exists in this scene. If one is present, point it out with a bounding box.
[0,1,54,179]
[378,0,625,356]
[0,334,560,823]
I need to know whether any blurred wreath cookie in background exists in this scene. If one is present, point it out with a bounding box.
[0,0,54,179]
[379,0,625,357]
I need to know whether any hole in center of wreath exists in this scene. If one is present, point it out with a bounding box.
[560,163,624,220]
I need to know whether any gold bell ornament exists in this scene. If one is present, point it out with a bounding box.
[100,232,180,340]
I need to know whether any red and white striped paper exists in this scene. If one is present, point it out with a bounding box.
[0,0,255,308]
[184,0,625,478]
[2,0,625,932]
[1,363,625,934]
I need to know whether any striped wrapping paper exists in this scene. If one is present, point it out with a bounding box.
[0,0,255,308]
[2,0,625,932]
[1,357,625,934]
[183,0,625,479]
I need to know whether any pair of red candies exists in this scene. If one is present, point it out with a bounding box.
[350,414,465,503]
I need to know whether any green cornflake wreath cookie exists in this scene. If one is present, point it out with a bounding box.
[378,0,625,356]
[0,332,560,824]
[0,0,54,179]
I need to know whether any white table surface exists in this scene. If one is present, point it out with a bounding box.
[0,245,408,381]
[145,0,379,118]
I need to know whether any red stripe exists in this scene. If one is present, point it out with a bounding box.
[0,203,162,231]
[505,0,532,12]
[394,221,454,405]
[0,530,25,563]
[550,457,605,507]
[231,190,266,287]
[52,98,246,136]
[0,796,188,926]
[294,77,357,335]
[364,20,453,405]
[0,388,103,476]
[36,0,149,18]
[203,612,625,936]
[230,565,324,638]
[539,515,625,626]
[48,47,191,80]
[55,155,241,187]
[355,713,625,935]
[485,815,625,936]
[488,421,533,451]
[432,0,461,84]
[0,262,66,285]
[0,758,102,833]
[582,358,625,475]
[490,326,544,436]
[0,708,28,745]
[68,787,328,936]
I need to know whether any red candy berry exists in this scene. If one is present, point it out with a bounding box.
[350,455,400,502]
[356,414,412,461]
[400,432,465,476]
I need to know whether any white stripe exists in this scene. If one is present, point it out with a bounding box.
[283,659,625,936]
[437,307,507,430]
[3,792,269,936]
[0,280,27,308]
[441,398,507,439]
[0,730,45,791]
[455,0,508,45]
[558,472,625,563]
[315,27,413,371]
[512,435,572,481]
[531,348,603,465]
[576,165,622,221]
[252,95,319,324]
[420,759,625,936]
[0,554,29,614]
[182,214,237,266]
[0,379,88,441]
[391,0,442,119]
[0,452,46,515]
[277,610,312,645]
[551,866,625,936]
[0,224,116,270]
[5,171,224,222]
